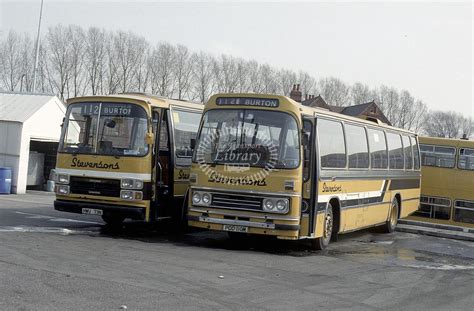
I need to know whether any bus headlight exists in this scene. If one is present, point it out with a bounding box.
[57,174,69,184]
[55,185,70,195]
[276,199,289,212]
[120,190,143,201]
[192,191,211,206]
[192,192,202,204]
[263,198,289,214]
[202,193,211,204]
[121,178,144,190]
[264,199,275,211]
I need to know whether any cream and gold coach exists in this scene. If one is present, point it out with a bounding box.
[54,93,202,225]
[187,93,421,249]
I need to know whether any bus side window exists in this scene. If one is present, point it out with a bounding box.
[345,124,369,169]
[402,135,413,170]
[303,120,312,181]
[160,118,169,151]
[317,119,346,169]
[420,144,455,168]
[387,132,404,170]
[411,137,420,170]
[368,129,388,169]
[458,148,474,170]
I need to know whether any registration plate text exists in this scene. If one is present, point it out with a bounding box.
[223,224,248,233]
[82,208,103,216]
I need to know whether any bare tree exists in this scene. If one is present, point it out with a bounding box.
[85,27,106,95]
[213,54,238,93]
[46,25,72,100]
[298,71,316,98]
[376,85,399,125]
[18,34,35,92]
[192,51,214,103]
[259,64,277,94]
[423,110,472,138]
[277,69,297,96]
[132,37,150,93]
[350,82,372,105]
[236,58,250,93]
[318,77,350,106]
[67,25,86,97]
[173,44,193,99]
[247,60,264,93]
[113,31,141,93]
[0,31,22,91]
[149,42,175,97]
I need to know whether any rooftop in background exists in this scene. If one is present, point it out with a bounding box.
[0,91,60,123]
[295,86,392,126]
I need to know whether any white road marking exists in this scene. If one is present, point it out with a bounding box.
[404,264,474,271]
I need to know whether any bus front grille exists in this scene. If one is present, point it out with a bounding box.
[69,176,121,197]
[211,193,263,211]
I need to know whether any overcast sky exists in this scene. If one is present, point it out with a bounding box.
[1,0,472,117]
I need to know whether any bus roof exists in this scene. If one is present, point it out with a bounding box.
[66,93,204,110]
[207,93,416,135]
[419,136,474,148]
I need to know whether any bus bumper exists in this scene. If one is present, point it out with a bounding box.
[187,214,300,238]
[54,200,146,220]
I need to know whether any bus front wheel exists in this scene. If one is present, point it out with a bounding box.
[101,215,125,227]
[382,199,399,233]
[311,204,334,250]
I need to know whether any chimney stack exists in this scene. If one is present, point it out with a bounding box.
[289,83,302,102]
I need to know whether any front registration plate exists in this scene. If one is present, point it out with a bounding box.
[222,224,248,233]
[82,208,103,216]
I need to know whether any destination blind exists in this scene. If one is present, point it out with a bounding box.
[216,97,279,108]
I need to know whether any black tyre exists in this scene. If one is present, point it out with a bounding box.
[310,204,334,250]
[382,199,399,233]
[101,215,125,227]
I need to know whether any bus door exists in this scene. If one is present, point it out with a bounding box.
[302,117,318,237]
[168,107,201,219]
[152,108,173,219]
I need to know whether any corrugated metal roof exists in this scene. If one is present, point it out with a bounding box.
[0,92,59,123]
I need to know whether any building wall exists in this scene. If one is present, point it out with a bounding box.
[23,98,66,141]
[0,98,66,194]
[0,121,23,193]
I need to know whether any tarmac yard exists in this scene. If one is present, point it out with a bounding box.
[1,192,473,310]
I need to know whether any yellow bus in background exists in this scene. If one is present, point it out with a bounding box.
[187,93,421,249]
[409,136,474,228]
[54,93,202,225]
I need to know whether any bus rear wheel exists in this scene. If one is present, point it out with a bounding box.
[311,204,334,250]
[101,215,125,227]
[382,199,399,233]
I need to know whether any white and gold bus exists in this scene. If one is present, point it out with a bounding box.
[187,93,421,249]
[409,136,474,228]
[54,93,202,225]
